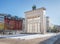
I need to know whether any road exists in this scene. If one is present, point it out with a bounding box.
[39,33,60,44]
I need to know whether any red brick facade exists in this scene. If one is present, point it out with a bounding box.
[4,16,23,30]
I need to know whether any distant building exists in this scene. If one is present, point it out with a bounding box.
[22,18,25,32]
[50,24,54,30]
[0,14,24,31]
[46,16,54,32]
[54,25,60,32]
[25,6,46,34]
[46,16,50,31]
[0,14,4,30]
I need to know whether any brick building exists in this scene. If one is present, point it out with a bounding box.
[0,14,24,31]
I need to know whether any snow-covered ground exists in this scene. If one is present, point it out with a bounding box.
[10,33,56,40]
[0,33,58,40]
[0,33,60,44]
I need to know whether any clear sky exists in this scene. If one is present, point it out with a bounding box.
[0,0,60,25]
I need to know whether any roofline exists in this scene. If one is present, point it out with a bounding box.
[24,7,46,13]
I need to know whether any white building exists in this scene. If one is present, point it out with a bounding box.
[25,6,46,34]
[46,16,50,31]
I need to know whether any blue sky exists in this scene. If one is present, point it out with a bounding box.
[0,0,60,25]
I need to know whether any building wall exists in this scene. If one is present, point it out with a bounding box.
[4,17,10,30]
[56,26,60,31]
[0,15,4,30]
[9,19,15,30]
[46,16,49,31]
[4,16,23,30]
[22,18,25,32]
[54,25,60,31]
[27,17,41,33]
[14,20,19,30]
[0,23,4,30]
[18,20,23,30]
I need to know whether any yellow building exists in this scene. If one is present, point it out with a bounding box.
[0,23,4,30]
[0,14,4,30]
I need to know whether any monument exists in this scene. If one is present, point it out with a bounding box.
[25,5,46,34]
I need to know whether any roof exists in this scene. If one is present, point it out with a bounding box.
[25,7,46,13]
